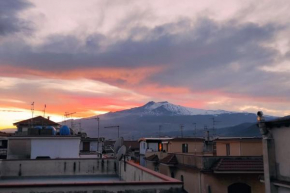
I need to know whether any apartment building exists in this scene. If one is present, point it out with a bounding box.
[258,113,290,193]
[142,136,264,193]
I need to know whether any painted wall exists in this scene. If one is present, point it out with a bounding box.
[159,163,264,193]
[202,173,265,193]
[80,141,103,152]
[216,140,262,156]
[7,139,31,159]
[31,138,80,159]
[241,141,262,156]
[0,158,117,177]
[273,127,290,180]
[140,141,146,155]
[140,141,159,155]
[168,141,204,153]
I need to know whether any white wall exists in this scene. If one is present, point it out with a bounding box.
[140,141,146,155]
[148,143,158,152]
[273,127,290,178]
[31,138,80,159]
[140,141,159,155]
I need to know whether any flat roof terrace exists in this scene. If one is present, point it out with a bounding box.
[0,175,120,185]
[0,158,183,193]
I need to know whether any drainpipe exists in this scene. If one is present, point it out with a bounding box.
[199,172,202,193]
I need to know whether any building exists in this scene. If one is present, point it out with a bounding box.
[258,113,290,193]
[13,116,60,135]
[7,136,81,159]
[0,157,184,193]
[80,137,104,158]
[139,137,172,166]
[143,136,265,193]
[215,137,263,156]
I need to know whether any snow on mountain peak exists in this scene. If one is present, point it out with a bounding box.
[140,101,234,116]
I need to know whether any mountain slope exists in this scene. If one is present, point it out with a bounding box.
[67,101,273,139]
[99,101,236,119]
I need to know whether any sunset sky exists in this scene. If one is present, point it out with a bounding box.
[1,0,290,130]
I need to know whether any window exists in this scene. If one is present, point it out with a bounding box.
[158,143,163,151]
[181,175,184,182]
[171,172,175,178]
[143,142,145,149]
[182,143,188,153]
[226,144,230,156]
[83,142,90,151]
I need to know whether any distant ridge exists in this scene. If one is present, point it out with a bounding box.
[99,101,237,119]
[70,101,275,139]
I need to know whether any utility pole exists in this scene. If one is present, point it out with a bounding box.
[92,117,100,151]
[193,122,197,154]
[42,104,46,128]
[64,112,76,131]
[211,117,220,137]
[180,124,184,138]
[43,104,46,118]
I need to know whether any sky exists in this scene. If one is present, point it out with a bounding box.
[1,0,290,130]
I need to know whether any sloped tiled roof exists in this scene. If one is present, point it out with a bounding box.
[213,158,263,173]
[13,116,59,126]
[159,154,178,165]
[144,154,159,162]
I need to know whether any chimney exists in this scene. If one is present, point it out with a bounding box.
[47,116,50,120]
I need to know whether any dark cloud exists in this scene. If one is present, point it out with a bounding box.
[0,0,33,36]
[0,16,289,99]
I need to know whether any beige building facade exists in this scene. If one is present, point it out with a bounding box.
[258,113,290,193]
[143,137,265,193]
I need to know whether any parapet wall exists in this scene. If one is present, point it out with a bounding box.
[0,158,117,177]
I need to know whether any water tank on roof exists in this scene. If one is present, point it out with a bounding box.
[45,126,56,135]
[60,125,71,135]
[34,126,42,130]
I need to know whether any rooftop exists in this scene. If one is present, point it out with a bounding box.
[0,175,120,185]
[13,116,60,126]
[160,154,178,165]
[264,115,290,128]
[213,158,264,173]
[138,138,173,142]
[215,137,262,141]
[169,137,205,142]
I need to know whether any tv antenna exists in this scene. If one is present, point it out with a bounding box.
[193,122,197,154]
[64,112,76,129]
[159,125,162,137]
[31,102,34,128]
[211,117,220,137]
[91,117,100,151]
[180,124,184,138]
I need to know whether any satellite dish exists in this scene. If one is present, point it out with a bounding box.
[116,145,126,161]
[114,137,124,156]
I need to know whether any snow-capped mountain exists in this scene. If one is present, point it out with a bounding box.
[101,101,235,119]
[76,101,265,139]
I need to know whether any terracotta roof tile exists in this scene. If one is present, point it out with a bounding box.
[159,154,178,165]
[13,116,59,126]
[214,158,263,172]
[144,154,159,162]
